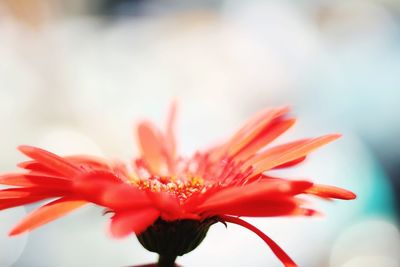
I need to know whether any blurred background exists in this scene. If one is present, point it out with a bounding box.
[0,0,399,266]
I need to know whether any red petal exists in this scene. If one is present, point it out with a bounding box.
[165,101,177,166]
[227,107,290,157]
[18,146,81,177]
[305,184,356,200]
[221,215,297,267]
[248,134,341,175]
[100,183,151,210]
[17,160,59,175]
[146,191,180,220]
[110,208,159,238]
[65,155,111,170]
[209,199,299,217]
[0,196,48,210]
[272,156,306,169]
[0,173,71,188]
[9,197,87,236]
[137,122,166,175]
[215,202,320,218]
[72,171,122,204]
[196,180,312,213]
[0,187,67,199]
[233,118,296,160]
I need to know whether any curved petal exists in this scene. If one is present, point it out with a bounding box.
[0,187,67,199]
[9,197,87,236]
[18,146,81,177]
[110,208,160,238]
[196,180,312,213]
[271,156,306,170]
[228,107,290,153]
[147,191,181,220]
[137,122,166,175]
[165,101,177,165]
[221,215,297,267]
[65,155,111,171]
[72,171,122,204]
[233,118,296,161]
[305,184,356,200]
[210,199,299,217]
[247,134,341,175]
[0,173,71,188]
[17,160,59,175]
[0,196,48,210]
[101,183,151,210]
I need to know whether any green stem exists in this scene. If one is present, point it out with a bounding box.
[157,255,177,267]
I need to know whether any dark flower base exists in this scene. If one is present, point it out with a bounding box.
[130,264,181,267]
[137,217,218,267]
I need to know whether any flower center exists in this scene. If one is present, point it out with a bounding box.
[132,175,206,200]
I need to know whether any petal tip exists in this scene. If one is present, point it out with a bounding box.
[17,145,34,153]
[345,191,357,200]
[329,133,342,140]
[278,105,291,112]
[8,227,23,236]
[333,188,357,200]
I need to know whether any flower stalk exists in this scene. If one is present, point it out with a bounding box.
[157,255,177,267]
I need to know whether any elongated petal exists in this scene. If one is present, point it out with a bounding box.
[65,155,111,170]
[208,107,290,161]
[221,215,297,267]
[305,184,356,200]
[272,156,306,169]
[233,118,296,161]
[249,134,341,175]
[0,196,48,210]
[9,197,87,236]
[0,173,71,188]
[137,122,165,175]
[214,201,319,218]
[0,188,39,199]
[208,199,299,217]
[165,101,177,162]
[101,184,151,210]
[17,161,59,174]
[256,176,356,200]
[0,187,67,199]
[110,208,159,238]
[146,191,181,220]
[196,180,312,213]
[229,107,290,146]
[18,146,81,177]
[73,171,122,204]
[227,107,290,157]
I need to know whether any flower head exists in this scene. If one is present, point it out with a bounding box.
[0,104,355,267]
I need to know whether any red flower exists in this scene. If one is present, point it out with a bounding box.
[0,105,355,267]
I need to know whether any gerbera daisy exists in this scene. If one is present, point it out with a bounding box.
[0,104,355,267]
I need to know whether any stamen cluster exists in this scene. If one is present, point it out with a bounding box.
[133,175,206,201]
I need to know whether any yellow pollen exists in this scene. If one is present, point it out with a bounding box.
[133,175,205,200]
[128,174,140,184]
